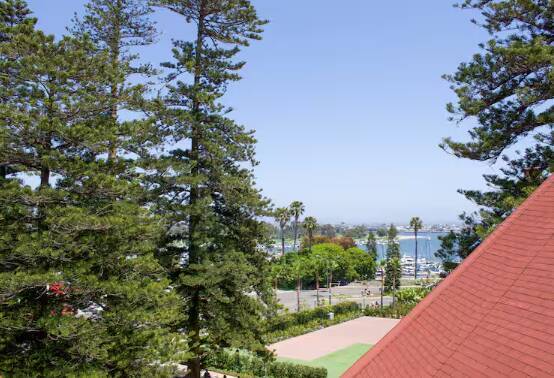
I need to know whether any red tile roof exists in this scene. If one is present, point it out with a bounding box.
[343,175,554,378]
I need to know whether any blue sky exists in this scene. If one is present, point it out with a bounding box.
[28,0,501,224]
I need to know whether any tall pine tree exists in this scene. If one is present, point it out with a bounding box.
[148,1,272,376]
[0,1,186,375]
[70,0,157,161]
[366,230,378,262]
[440,0,554,261]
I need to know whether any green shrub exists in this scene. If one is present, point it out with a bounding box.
[331,301,359,315]
[266,311,361,343]
[207,350,327,378]
[268,361,326,378]
[265,301,363,343]
[394,287,431,305]
[267,301,360,332]
[364,303,416,318]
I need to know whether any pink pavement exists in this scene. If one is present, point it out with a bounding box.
[269,316,400,361]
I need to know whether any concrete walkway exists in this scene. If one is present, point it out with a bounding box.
[269,316,400,361]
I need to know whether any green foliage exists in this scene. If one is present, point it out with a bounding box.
[366,231,378,262]
[364,303,416,319]
[343,225,368,239]
[364,287,431,319]
[146,1,273,375]
[441,0,554,262]
[345,247,376,281]
[438,134,553,263]
[275,207,291,255]
[289,201,305,251]
[208,349,327,378]
[442,0,554,161]
[384,225,401,291]
[272,242,376,293]
[302,216,318,251]
[375,227,387,237]
[0,1,186,375]
[394,287,431,305]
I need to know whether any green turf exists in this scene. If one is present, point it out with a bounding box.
[277,343,371,378]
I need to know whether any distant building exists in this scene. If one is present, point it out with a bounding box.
[344,175,554,377]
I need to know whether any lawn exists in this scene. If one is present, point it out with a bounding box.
[277,343,371,378]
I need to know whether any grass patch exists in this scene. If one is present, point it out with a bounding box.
[277,343,371,378]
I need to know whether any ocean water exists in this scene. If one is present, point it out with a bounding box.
[361,232,446,262]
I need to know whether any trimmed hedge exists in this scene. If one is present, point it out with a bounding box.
[207,350,327,378]
[267,301,359,332]
[266,302,362,343]
[363,303,416,318]
[266,312,362,343]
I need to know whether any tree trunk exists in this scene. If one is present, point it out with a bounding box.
[315,272,320,306]
[414,229,418,280]
[293,218,298,251]
[108,0,122,162]
[281,231,285,257]
[380,269,384,309]
[308,230,313,252]
[392,276,396,307]
[40,166,50,189]
[328,271,333,306]
[187,4,206,377]
[296,277,301,312]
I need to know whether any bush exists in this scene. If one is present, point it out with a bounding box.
[363,287,431,319]
[267,301,360,332]
[207,350,327,378]
[266,302,362,343]
[268,361,326,378]
[364,303,416,318]
[394,287,431,305]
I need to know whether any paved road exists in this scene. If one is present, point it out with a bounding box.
[276,281,394,311]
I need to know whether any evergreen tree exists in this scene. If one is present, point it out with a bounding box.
[442,0,553,162]
[0,0,34,179]
[71,0,157,161]
[441,0,554,261]
[0,2,185,375]
[148,1,271,376]
[438,135,552,262]
[384,224,401,291]
[366,231,378,262]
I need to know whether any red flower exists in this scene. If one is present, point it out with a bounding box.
[48,282,66,296]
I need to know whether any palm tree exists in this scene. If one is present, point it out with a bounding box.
[289,201,305,251]
[291,256,307,312]
[409,217,423,280]
[275,207,290,256]
[303,216,318,252]
[310,252,325,306]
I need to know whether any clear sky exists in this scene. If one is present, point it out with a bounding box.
[27,0,501,224]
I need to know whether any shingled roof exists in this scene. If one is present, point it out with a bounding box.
[343,175,554,378]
